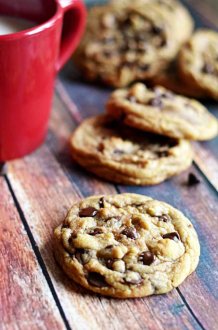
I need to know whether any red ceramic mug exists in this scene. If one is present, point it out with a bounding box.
[0,0,86,161]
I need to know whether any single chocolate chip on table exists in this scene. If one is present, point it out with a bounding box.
[79,207,98,217]
[187,173,200,186]
[139,251,155,265]
[121,227,138,239]
[163,232,180,241]
[87,272,108,287]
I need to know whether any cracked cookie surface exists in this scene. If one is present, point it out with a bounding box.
[107,83,218,140]
[178,29,218,100]
[73,0,192,87]
[54,193,200,298]
[70,115,193,185]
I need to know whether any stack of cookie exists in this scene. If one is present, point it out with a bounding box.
[74,0,218,100]
[70,83,218,185]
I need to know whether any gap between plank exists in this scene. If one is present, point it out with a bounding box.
[177,288,206,330]
[3,174,72,330]
[193,161,218,194]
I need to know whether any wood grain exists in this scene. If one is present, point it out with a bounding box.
[0,177,65,330]
[5,94,201,330]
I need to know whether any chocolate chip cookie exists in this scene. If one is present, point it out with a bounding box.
[54,193,200,298]
[151,61,205,98]
[107,83,218,140]
[178,29,218,100]
[70,115,193,185]
[73,1,192,87]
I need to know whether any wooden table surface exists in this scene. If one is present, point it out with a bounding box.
[1,1,218,329]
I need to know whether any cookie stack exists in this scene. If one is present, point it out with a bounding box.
[74,0,218,100]
[70,83,218,185]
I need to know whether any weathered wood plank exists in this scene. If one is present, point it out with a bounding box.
[5,94,201,330]
[0,177,65,330]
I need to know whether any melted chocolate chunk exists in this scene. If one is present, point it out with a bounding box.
[121,227,138,239]
[202,62,214,74]
[139,251,155,265]
[187,173,200,186]
[106,259,115,269]
[99,197,105,208]
[75,249,91,265]
[158,214,171,222]
[87,272,108,287]
[79,207,98,217]
[163,232,180,241]
[62,224,69,229]
[88,228,103,236]
[157,150,169,157]
[148,97,163,108]
[152,25,163,35]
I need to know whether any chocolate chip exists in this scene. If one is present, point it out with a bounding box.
[159,39,167,47]
[106,259,115,269]
[162,232,180,241]
[99,197,105,208]
[127,95,137,103]
[148,97,163,108]
[97,142,104,152]
[79,207,98,217]
[152,25,163,35]
[187,173,200,186]
[75,249,91,265]
[158,214,171,222]
[114,149,125,155]
[87,272,108,287]
[139,63,150,71]
[62,224,68,229]
[139,251,155,265]
[121,227,138,239]
[105,245,114,249]
[157,150,168,157]
[161,91,174,99]
[88,228,103,236]
[202,62,214,74]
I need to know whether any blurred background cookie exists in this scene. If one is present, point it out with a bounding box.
[73,0,193,87]
[178,29,218,100]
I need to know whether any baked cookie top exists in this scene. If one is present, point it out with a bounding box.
[70,115,193,185]
[178,29,218,100]
[74,1,192,87]
[107,83,218,140]
[54,193,200,298]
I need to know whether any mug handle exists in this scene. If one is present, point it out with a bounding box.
[56,0,86,72]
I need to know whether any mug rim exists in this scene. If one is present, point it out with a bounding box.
[0,0,63,41]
